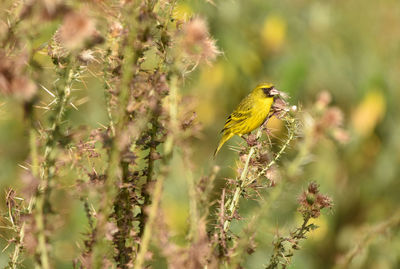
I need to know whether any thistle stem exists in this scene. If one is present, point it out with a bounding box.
[223,116,296,232]
[223,128,263,232]
[34,66,74,269]
[134,75,178,268]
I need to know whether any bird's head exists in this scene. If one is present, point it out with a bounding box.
[255,83,280,98]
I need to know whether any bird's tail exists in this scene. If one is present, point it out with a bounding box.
[214,132,234,158]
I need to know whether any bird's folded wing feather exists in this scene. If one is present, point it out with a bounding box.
[222,95,253,132]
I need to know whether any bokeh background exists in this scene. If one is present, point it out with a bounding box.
[185,1,400,267]
[1,0,400,268]
[182,1,400,267]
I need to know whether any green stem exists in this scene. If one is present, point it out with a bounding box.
[134,173,165,269]
[138,112,161,238]
[35,195,50,269]
[249,117,296,187]
[134,75,178,268]
[223,116,296,232]
[187,165,199,241]
[34,66,74,269]
[91,4,140,265]
[230,184,283,268]
[103,49,116,137]
[265,215,312,269]
[223,128,263,232]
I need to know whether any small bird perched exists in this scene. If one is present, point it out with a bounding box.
[214,83,280,157]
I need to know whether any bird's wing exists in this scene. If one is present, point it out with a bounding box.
[222,95,253,132]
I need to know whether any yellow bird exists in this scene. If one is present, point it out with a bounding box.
[214,83,279,157]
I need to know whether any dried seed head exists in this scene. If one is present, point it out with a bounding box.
[332,128,350,144]
[110,21,123,38]
[181,17,221,64]
[321,107,344,128]
[184,17,208,44]
[181,112,197,130]
[58,11,95,50]
[272,95,290,118]
[265,166,280,186]
[10,76,37,101]
[0,51,37,101]
[307,181,319,194]
[316,90,332,109]
[245,134,258,147]
[298,182,333,218]
[78,49,96,64]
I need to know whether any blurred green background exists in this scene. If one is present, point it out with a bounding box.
[1,0,400,268]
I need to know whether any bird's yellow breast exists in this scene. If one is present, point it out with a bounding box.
[239,97,273,135]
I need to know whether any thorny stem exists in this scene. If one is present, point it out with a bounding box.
[223,116,296,232]
[134,171,165,269]
[187,165,199,242]
[139,106,162,238]
[134,75,178,269]
[250,117,296,186]
[188,165,219,242]
[34,194,49,269]
[293,215,311,239]
[265,215,312,269]
[229,184,283,268]
[34,66,74,269]
[103,48,116,137]
[223,128,262,232]
[139,0,173,233]
[92,3,140,266]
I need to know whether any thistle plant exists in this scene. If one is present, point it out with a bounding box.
[266,182,333,269]
[0,1,349,269]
